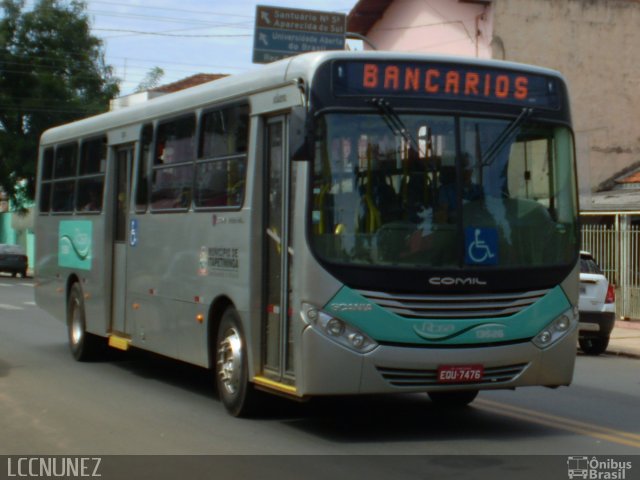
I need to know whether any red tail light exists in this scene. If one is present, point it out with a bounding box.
[605,284,615,304]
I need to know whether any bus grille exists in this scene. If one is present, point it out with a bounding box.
[356,288,549,319]
[376,363,529,388]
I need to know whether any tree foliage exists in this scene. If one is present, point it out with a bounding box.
[135,66,164,92]
[0,0,119,209]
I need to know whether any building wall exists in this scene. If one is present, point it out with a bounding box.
[364,0,493,58]
[492,0,640,200]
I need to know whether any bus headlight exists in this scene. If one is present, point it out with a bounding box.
[532,307,578,349]
[302,303,378,353]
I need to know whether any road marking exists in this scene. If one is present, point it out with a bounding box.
[23,301,36,306]
[0,283,13,288]
[476,398,640,449]
[19,283,34,287]
[0,303,23,311]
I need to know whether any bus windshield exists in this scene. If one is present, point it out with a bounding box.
[310,112,578,269]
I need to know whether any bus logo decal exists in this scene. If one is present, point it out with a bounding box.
[414,322,506,341]
[58,220,92,270]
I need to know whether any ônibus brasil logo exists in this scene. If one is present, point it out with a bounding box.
[567,456,632,480]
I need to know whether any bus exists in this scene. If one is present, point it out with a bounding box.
[35,51,580,417]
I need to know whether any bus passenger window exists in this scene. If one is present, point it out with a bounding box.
[194,158,246,208]
[151,116,196,211]
[195,104,249,209]
[79,137,106,175]
[76,178,104,212]
[38,148,54,214]
[150,165,194,210]
[51,143,78,213]
[41,148,54,181]
[54,143,78,178]
[75,136,106,213]
[135,124,153,212]
[155,115,196,165]
[51,180,75,212]
[38,182,51,213]
[199,104,249,158]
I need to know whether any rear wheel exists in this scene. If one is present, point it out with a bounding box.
[67,283,104,361]
[579,336,609,356]
[428,390,479,407]
[215,307,260,417]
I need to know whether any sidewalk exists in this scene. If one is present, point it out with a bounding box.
[605,319,640,358]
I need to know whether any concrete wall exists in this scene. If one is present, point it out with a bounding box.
[364,0,493,58]
[492,0,640,199]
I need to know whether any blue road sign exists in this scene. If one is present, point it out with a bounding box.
[253,5,346,64]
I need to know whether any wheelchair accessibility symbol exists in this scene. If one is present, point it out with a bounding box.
[465,227,498,265]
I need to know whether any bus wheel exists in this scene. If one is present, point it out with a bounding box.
[67,283,103,361]
[215,307,259,417]
[428,390,479,407]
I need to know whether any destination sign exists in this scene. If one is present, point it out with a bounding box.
[333,61,560,108]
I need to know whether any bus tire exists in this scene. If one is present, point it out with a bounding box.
[67,283,103,361]
[215,307,260,417]
[428,390,479,407]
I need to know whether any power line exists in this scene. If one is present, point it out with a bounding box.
[93,28,252,38]
[86,1,255,19]
[88,9,254,28]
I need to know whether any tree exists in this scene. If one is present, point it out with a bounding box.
[0,0,119,210]
[135,66,164,92]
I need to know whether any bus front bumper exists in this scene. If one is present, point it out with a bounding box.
[299,325,578,396]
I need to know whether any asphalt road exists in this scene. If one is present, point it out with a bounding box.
[1,276,639,457]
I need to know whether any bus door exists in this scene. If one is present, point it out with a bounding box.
[110,144,134,335]
[263,116,296,385]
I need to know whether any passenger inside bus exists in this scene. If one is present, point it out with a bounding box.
[435,153,483,223]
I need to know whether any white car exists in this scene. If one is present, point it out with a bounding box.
[578,251,616,355]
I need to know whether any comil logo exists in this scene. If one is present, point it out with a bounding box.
[567,456,632,480]
[429,276,487,286]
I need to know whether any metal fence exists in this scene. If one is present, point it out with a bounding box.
[581,224,640,319]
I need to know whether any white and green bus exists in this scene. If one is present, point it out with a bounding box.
[35,51,579,416]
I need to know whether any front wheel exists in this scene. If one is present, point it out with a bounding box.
[428,390,479,407]
[579,336,609,356]
[215,307,260,417]
[67,283,104,361]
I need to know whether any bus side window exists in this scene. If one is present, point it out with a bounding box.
[38,148,54,214]
[151,115,196,211]
[195,104,249,209]
[135,124,153,212]
[51,142,78,213]
[75,136,106,212]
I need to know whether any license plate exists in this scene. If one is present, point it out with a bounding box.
[437,365,484,383]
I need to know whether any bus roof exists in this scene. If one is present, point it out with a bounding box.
[39,51,566,146]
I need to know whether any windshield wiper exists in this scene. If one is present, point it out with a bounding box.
[480,107,534,166]
[368,98,423,157]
